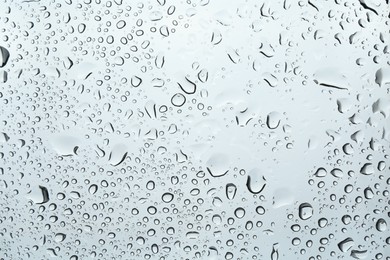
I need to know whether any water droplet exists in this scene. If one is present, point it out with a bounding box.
[171,93,186,107]
[27,185,50,204]
[318,218,328,228]
[0,132,10,143]
[376,218,387,232]
[234,207,245,219]
[50,135,80,156]
[55,233,66,242]
[375,67,390,86]
[116,20,126,29]
[225,183,237,200]
[271,243,279,260]
[206,153,229,177]
[162,192,174,203]
[298,203,313,220]
[266,112,281,129]
[338,237,354,252]
[314,167,327,177]
[313,68,348,90]
[364,187,374,199]
[330,168,343,178]
[178,77,196,94]
[155,54,165,69]
[78,23,86,33]
[360,163,374,175]
[131,76,142,87]
[246,169,266,194]
[108,144,127,166]
[88,184,98,195]
[350,249,367,259]
[256,206,265,215]
[0,46,10,68]
[342,143,354,155]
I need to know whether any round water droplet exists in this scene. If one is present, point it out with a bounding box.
[162,192,174,203]
[212,197,222,207]
[171,93,186,107]
[116,20,126,29]
[234,207,245,219]
[377,161,386,171]
[342,215,352,225]
[212,214,222,225]
[146,181,155,190]
[292,237,301,246]
[342,143,354,155]
[291,224,301,232]
[256,206,265,215]
[318,218,328,228]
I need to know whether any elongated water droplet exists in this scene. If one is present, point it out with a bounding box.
[271,243,279,260]
[89,184,98,195]
[0,46,10,67]
[376,218,387,232]
[360,163,374,175]
[226,183,237,200]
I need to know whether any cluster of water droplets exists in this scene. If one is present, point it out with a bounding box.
[0,0,389,259]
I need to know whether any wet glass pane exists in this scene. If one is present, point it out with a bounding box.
[0,0,389,259]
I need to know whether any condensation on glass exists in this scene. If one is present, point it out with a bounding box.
[0,0,389,259]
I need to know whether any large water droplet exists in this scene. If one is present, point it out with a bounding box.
[234,207,245,219]
[271,243,279,260]
[162,192,174,203]
[314,167,327,177]
[171,93,186,107]
[50,135,80,156]
[88,184,98,195]
[266,112,281,129]
[226,183,237,200]
[350,249,367,259]
[108,144,127,166]
[0,46,10,68]
[338,237,354,252]
[206,153,229,177]
[298,203,313,220]
[246,168,266,194]
[27,185,50,204]
[376,218,387,232]
[360,163,374,175]
[55,233,66,242]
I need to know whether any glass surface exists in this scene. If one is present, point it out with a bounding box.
[0,0,389,259]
